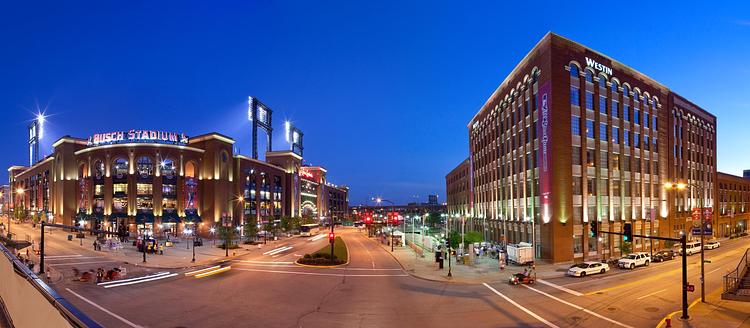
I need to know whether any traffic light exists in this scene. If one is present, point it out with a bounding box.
[364,214,372,225]
[623,223,633,242]
[589,221,598,238]
[328,232,335,243]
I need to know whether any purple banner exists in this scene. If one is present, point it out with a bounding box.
[537,81,552,223]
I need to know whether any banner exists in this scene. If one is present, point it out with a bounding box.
[537,80,552,223]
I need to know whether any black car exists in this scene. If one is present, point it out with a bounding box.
[652,250,674,262]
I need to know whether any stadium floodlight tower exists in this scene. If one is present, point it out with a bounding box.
[248,97,274,159]
[28,113,45,165]
[284,120,304,157]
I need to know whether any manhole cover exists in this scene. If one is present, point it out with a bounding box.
[607,307,618,312]
[644,307,659,312]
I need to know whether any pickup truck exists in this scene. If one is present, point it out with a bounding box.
[617,252,651,269]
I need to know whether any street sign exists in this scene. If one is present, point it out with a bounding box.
[686,284,695,292]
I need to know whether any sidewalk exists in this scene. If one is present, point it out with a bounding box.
[662,289,750,328]
[7,220,288,270]
[368,233,570,284]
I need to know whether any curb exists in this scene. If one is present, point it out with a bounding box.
[294,237,350,269]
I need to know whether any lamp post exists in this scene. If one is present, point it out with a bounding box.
[375,198,396,252]
[665,180,707,303]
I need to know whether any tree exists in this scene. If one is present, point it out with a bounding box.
[217,225,237,249]
[14,207,26,222]
[426,213,442,227]
[664,240,675,249]
[619,241,632,255]
[263,219,276,237]
[464,231,483,244]
[448,230,461,249]
[243,217,258,243]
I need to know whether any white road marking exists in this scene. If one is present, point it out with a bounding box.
[235,268,408,277]
[103,273,178,288]
[49,260,118,266]
[522,285,634,328]
[261,245,287,255]
[98,272,171,285]
[45,254,82,259]
[482,283,559,328]
[636,288,667,300]
[308,234,327,242]
[537,279,583,296]
[184,266,221,276]
[342,267,403,271]
[194,266,231,278]
[233,260,295,264]
[707,267,723,275]
[46,256,103,261]
[65,288,143,328]
[263,246,293,256]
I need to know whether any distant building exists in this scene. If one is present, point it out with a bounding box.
[743,170,750,180]
[427,194,438,205]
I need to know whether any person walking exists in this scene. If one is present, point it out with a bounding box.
[93,240,97,251]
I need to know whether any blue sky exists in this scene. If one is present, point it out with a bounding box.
[1,1,748,205]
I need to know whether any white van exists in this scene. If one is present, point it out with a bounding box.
[675,241,702,256]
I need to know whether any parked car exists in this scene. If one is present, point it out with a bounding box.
[567,261,610,277]
[618,252,651,269]
[652,250,675,262]
[704,240,721,250]
[675,241,702,256]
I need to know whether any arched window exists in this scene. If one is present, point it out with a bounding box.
[611,80,619,93]
[598,75,607,88]
[623,85,630,96]
[185,161,196,178]
[220,150,229,179]
[633,90,641,102]
[78,163,88,179]
[160,158,176,178]
[584,69,594,83]
[136,156,153,177]
[569,64,579,77]
[93,160,104,179]
[113,158,128,177]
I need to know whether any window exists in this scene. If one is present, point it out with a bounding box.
[634,110,640,125]
[136,183,153,195]
[162,184,176,197]
[634,133,640,148]
[623,156,630,171]
[113,158,128,177]
[612,100,619,118]
[585,70,594,83]
[644,135,650,151]
[571,116,581,135]
[612,126,620,144]
[623,85,630,96]
[644,113,649,128]
[599,96,607,114]
[599,178,609,195]
[624,181,632,197]
[587,179,596,196]
[600,151,609,169]
[570,65,579,77]
[585,91,594,110]
[624,130,630,146]
[574,235,583,254]
[94,160,104,179]
[160,158,176,178]
[652,138,658,152]
[612,154,621,170]
[570,87,580,106]
[113,183,127,194]
[652,115,658,130]
[136,156,153,177]
[586,120,595,138]
[572,146,581,165]
[586,149,595,167]
[599,76,607,88]
[623,104,630,121]
[611,81,619,93]
[599,123,608,140]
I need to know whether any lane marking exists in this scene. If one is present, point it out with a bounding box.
[65,288,143,328]
[537,279,583,296]
[235,268,408,277]
[707,267,723,275]
[195,266,231,278]
[45,254,82,259]
[233,260,295,264]
[49,260,118,266]
[522,285,634,328]
[636,288,667,300]
[184,266,221,276]
[98,272,171,285]
[103,273,178,288]
[308,234,327,242]
[262,245,288,255]
[47,256,103,261]
[263,246,293,256]
[482,283,559,328]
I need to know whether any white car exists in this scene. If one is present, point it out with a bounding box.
[704,241,721,250]
[567,261,610,277]
[618,252,651,269]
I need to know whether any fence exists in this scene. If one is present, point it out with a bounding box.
[724,248,749,296]
[0,242,102,328]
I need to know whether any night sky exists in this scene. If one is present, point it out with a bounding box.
[1,1,748,205]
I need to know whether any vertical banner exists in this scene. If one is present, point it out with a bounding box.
[537,81,552,224]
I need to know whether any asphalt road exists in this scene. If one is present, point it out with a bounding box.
[20,224,749,328]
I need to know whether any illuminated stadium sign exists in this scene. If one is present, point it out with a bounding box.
[87,130,189,147]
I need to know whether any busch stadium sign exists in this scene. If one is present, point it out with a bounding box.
[87,130,189,147]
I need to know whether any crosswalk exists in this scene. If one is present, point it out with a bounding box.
[97,272,178,288]
[46,254,118,267]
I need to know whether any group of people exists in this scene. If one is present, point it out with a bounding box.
[136,238,164,255]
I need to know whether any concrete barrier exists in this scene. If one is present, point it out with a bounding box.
[0,243,101,328]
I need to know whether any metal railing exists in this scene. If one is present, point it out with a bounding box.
[724,248,749,295]
[0,242,102,328]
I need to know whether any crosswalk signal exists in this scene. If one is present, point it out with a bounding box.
[623,223,633,242]
[589,221,598,238]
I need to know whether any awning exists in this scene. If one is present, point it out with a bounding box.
[135,212,155,224]
[184,213,202,224]
[161,211,181,223]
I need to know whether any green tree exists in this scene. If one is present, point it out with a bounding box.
[217,225,237,248]
[619,241,632,255]
[14,207,26,222]
[243,217,258,242]
[263,219,276,237]
[448,230,461,249]
[664,240,675,249]
[426,213,442,227]
[464,231,483,244]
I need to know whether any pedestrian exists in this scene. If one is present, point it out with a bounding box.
[93,240,97,251]
[159,244,164,255]
[26,248,29,258]
[95,268,103,283]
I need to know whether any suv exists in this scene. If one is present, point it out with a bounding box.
[652,250,674,262]
[618,252,651,269]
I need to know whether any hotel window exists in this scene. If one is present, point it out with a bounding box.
[612,126,620,144]
[137,183,153,196]
[644,113,649,128]
[584,70,594,83]
[586,149,595,167]
[623,85,630,96]
[137,198,153,211]
[570,87,580,106]
[585,91,594,110]
[634,110,640,125]
[634,133,640,148]
[643,135,650,151]
[612,100,619,118]
[599,123,608,140]
[587,179,596,196]
[600,151,609,169]
[652,138,658,152]
[570,64,579,77]
[611,81,619,93]
[572,146,582,165]
[598,76,607,88]
[624,130,630,146]
[599,178,609,195]
[623,104,630,122]
[571,116,581,135]
[612,154,621,170]
[652,116,658,130]
[599,96,607,114]
[586,120,595,139]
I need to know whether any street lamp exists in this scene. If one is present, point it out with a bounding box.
[375,198,396,252]
[185,228,195,262]
[209,227,216,245]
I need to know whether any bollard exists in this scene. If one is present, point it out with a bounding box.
[665,318,671,328]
